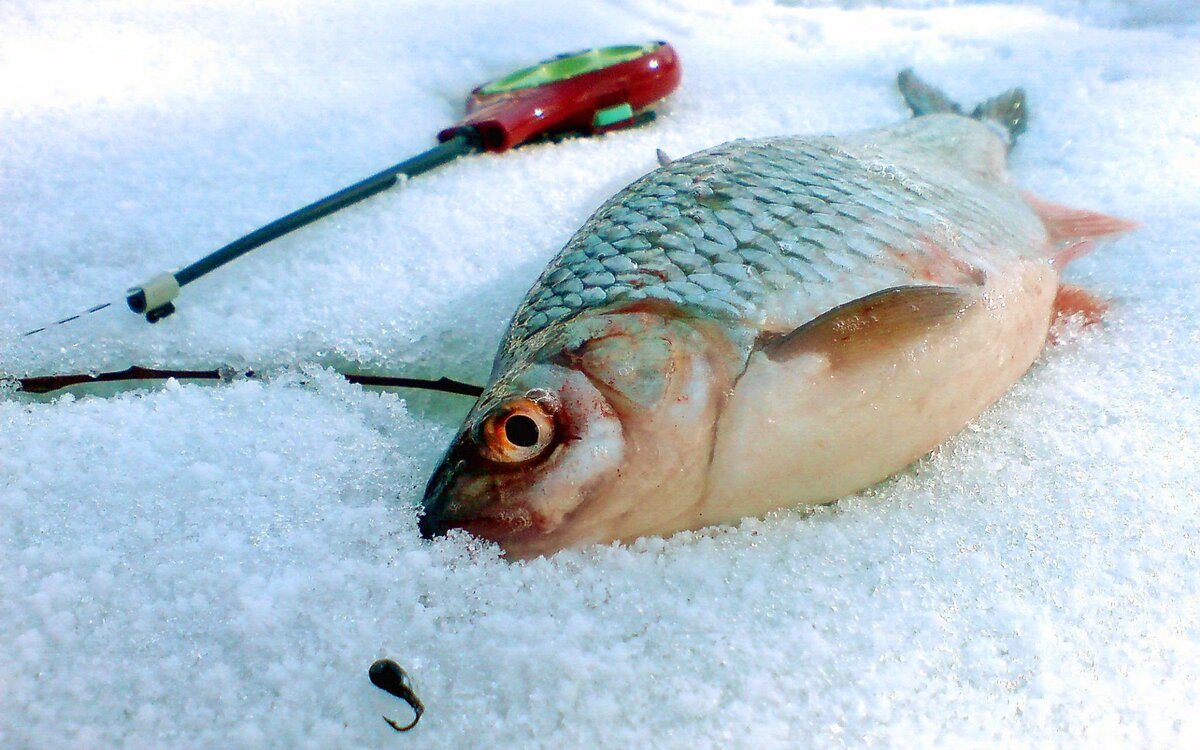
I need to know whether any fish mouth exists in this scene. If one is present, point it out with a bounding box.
[419,505,547,550]
[417,509,455,540]
[418,463,548,549]
[420,446,554,552]
[432,510,540,541]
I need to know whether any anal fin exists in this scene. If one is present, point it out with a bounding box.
[1049,283,1109,343]
[762,285,978,366]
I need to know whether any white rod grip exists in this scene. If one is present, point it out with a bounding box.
[129,273,180,312]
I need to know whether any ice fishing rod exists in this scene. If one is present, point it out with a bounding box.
[23,41,681,334]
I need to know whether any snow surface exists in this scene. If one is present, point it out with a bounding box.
[2,1,1199,747]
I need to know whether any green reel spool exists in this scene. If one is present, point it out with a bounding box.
[478,42,662,95]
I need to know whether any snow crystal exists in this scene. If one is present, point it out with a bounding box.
[2,1,1199,748]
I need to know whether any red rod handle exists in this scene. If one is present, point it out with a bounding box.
[439,41,682,152]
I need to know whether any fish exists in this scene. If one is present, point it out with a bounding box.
[418,70,1135,559]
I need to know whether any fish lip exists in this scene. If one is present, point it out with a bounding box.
[438,509,545,546]
[420,447,549,547]
[419,451,463,540]
[417,510,452,540]
[419,497,549,551]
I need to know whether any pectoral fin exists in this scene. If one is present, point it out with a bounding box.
[1022,192,1137,268]
[762,285,978,366]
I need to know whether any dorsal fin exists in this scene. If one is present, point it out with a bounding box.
[1022,192,1138,267]
[762,285,978,367]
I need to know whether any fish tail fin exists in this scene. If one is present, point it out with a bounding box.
[970,88,1028,150]
[897,69,1028,150]
[897,69,963,117]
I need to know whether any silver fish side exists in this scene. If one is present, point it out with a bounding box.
[419,72,1134,559]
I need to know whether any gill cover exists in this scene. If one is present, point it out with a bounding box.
[418,308,746,559]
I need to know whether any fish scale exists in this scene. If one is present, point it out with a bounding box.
[500,122,1048,373]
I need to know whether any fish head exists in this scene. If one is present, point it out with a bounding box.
[418,359,624,555]
[419,308,744,559]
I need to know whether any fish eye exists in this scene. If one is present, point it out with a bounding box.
[479,397,557,464]
[504,414,540,448]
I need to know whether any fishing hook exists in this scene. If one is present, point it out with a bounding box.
[369,659,424,732]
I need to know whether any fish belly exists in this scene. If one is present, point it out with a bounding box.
[697,261,1058,527]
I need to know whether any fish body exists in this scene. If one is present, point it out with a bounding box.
[420,73,1133,559]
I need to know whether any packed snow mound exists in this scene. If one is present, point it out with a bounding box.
[2,1,1199,748]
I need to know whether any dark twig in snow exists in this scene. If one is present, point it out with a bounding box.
[6,366,484,398]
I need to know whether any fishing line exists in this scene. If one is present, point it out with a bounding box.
[17,42,680,336]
